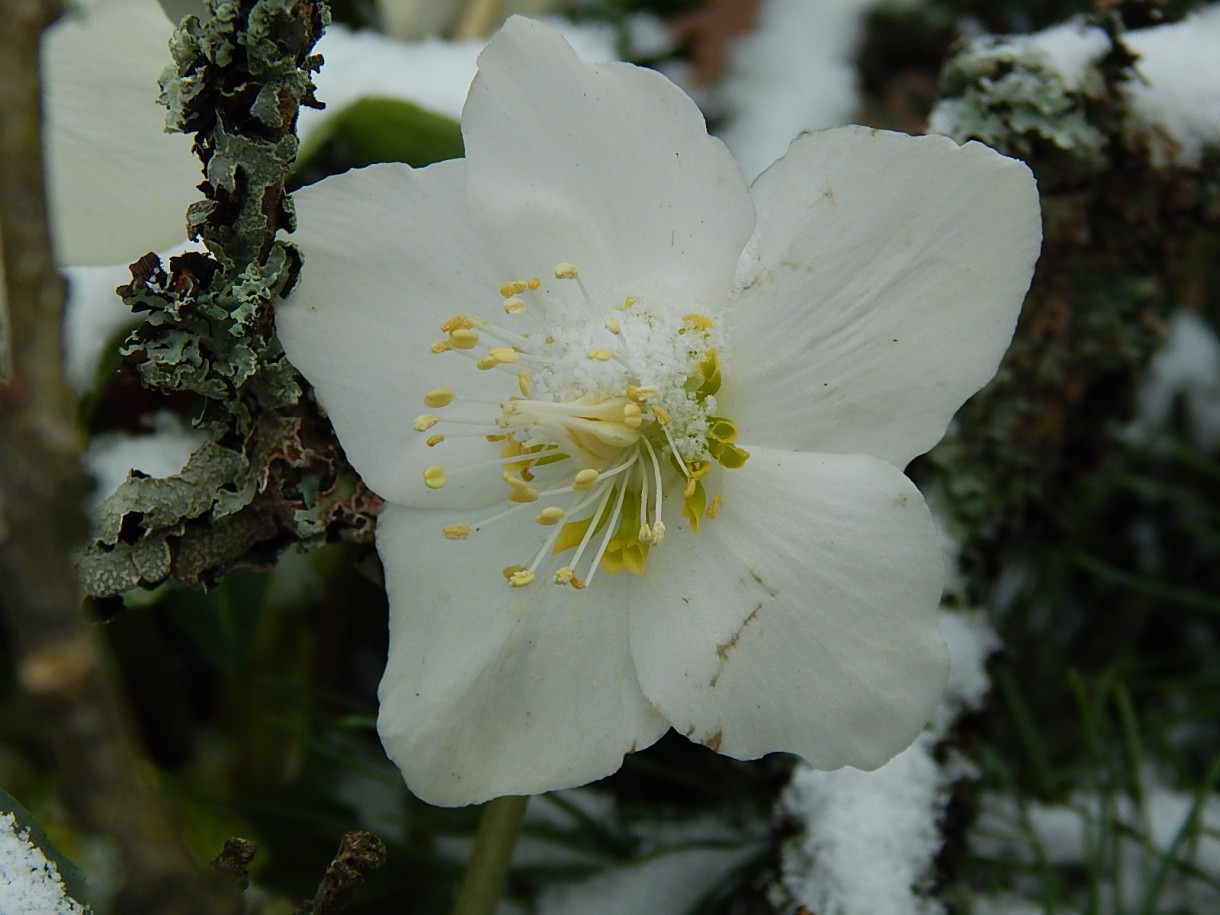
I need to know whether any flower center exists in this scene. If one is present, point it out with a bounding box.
[415,263,749,589]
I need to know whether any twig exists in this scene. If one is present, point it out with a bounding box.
[0,2,239,912]
[293,831,387,915]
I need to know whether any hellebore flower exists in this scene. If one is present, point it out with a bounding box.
[276,17,1041,806]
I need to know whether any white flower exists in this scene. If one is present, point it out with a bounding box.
[276,17,1041,807]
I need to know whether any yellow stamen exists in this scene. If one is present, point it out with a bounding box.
[706,495,723,518]
[414,414,438,432]
[430,340,453,354]
[443,524,470,540]
[518,370,531,397]
[536,506,566,525]
[423,465,447,489]
[426,434,444,447]
[527,277,541,290]
[503,296,526,314]
[683,313,714,330]
[488,347,519,364]
[554,262,580,279]
[499,281,528,297]
[449,328,479,349]
[424,388,453,408]
[573,469,600,491]
[508,569,535,588]
[586,348,613,361]
[440,315,474,332]
[508,486,540,504]
[653,405,671,425]
[604,316,621,334]
[623,403,642,428]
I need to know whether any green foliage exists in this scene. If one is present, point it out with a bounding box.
[298,97,464,171]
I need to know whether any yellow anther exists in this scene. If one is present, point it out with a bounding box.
[508,569,536,588]
[440,315,474,332]
[503,296,527,315]
[502,473,530,490]
[442,524,470,540]
[573,469,600,491]
[426,434,444,447]
[651,520,666,545]
[518,370,531,397]
[683,313,714,330]
[503,565,526,580]
[706,495,723,519]
[508,486,540,504]
[528,277,541,290]
[476,355,498,370]
[423,465,447,489]
[414,414,438,432]
[623,403,642,428]
[449,328,479,349]
[604,316,621,334]
[623,296,638,309]
[536,506,566,525]
[485,433,507,442]
[652,405,671,425]
[430,340,453,354]
[488,347,519,364]
[586,348,613,361]
[424,388,454,408]
[639,523,653,544]
[554,262,580,279]
[683,475,697,500]
[553,567,586,589]
[500,281,529,296]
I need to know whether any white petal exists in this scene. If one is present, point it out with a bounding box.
[726,127,1040,468]
[277,161,510,508]
[43,0,199,265]
[629,447,947,770]
[376,503,669,807]
[461,17,754,311]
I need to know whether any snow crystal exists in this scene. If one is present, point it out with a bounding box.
[0,813,89,915]
[775,732,947,915]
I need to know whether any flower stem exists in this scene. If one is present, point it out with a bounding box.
[449,795,529,915]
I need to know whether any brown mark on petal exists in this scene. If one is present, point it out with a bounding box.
[709,602,763,687]
[748,568,779,598]
[701,729,723,753]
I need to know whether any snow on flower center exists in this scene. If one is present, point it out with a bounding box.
[414,263,750,590]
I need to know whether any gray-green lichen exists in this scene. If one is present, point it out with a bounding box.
[80,0,379,601]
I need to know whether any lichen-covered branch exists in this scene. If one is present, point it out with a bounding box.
[916,5,1220,595]
[80,0,380,601]
[0,2,241,911]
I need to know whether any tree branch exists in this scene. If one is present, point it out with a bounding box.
[0,2,240,911]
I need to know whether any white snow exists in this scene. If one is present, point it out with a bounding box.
[83,411,207,505]
[773,608,999,915]
[1124,4,1220,166]
[928,4,1220,166]
[1128,311,1220,449]
[718,0,907,181]
[973,776,1220,912]
[0,812,90,915]
[302,17,621,139]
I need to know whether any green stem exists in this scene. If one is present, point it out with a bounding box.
[450,795,529,915]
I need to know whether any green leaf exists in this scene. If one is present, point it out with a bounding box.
[298,97,464,169]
